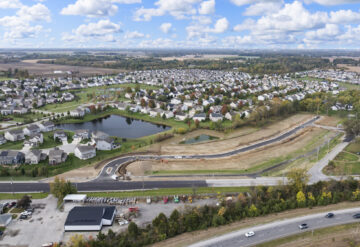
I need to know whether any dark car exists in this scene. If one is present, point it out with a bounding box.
[19,214,27,220]
[0,230,3,236]
[325,213,334,218]
[298,223,308,229]
[26,208,34,213]
[353,213,360,219]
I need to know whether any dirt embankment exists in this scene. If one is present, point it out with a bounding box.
[159,114,314,156]
[127,126,331,176]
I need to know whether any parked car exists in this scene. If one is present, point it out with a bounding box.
[353,213,360,219]
[9,202,16,208]
[298,223,308,229]
[19,214,27,220]
[245,231,255,237]
[325,212,334,218]
[0,230,3,236]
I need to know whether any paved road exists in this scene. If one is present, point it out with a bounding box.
[190,207,360,247]
[0,180,208,193]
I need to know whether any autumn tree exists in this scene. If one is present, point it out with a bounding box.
[287,168,309,192]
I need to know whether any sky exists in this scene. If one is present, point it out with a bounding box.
[1,0,360,49]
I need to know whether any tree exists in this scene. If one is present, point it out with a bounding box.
[17,195,32,209]
[287,168,309,192]
[296,191,306,207]
[128,222,139,239]
[50,177,77,203]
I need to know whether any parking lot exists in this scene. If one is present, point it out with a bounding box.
[0,195,67,247]
[0,195,217,247]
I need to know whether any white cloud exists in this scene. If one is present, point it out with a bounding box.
[305,0,360,5]
[0,3,51,41]
[244,1,283,16]
[134,0,202,21]
[4,25,43,39]
[160,22,172,33]
[61,0,140,17]
[329,9,360,24]
[124,30,145,39]
[0,0,23,8]
[230,0,282,6]
[62,19,121,42]
[305,23,340,40]
[198,0,215,15]
[212,17,229,33]
[186,17,228,39]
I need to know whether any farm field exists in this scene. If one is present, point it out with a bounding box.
[0,60,123,76]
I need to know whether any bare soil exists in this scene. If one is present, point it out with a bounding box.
[315,116,342,127]
[152,201,360,247]
[159,114,314,155]
[127,127,330,176]
[0,60,123,76]
[337,64,360,73]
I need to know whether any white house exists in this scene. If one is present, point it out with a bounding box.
[175,112,188,121]
[38,121,55,132]
[74,145,96,160]
[96,137,116,151]
[70,108,85,117]
[209,113,223,122]
[192,113,206,122]
[23,124,41,136]
[5,129,25,142]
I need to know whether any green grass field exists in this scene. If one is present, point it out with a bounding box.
[338,82,360,90]
[86,187,249,198]
[0,193,48,200]
[0,140,24,150]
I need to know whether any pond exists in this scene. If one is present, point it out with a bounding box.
[56,115,170,139]
[180,134,219,144]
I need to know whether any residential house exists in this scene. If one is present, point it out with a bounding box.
[0,151,25,165]
[12,107,28,115]
[53,130,67,142]
[0,135,6,145]
[70,108,85,117]
[92,131,109,140]
[95,137,117,151]
[192,113,206,122]
[38,121,55,132]
[225,111,238,121]
[74,129,91,140]
[49,148,67,165]
[28,133,43,146]
[209,113,223,122]
[175,112,188,121]
[5,129,25,142]
[164,111,174,119]
[25,150,44,164]
[23,124,41,136]
[74,145,96,160]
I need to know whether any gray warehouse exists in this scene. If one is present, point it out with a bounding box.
[64,206,116,231]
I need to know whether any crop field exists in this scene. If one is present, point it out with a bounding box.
[0,60,123,76]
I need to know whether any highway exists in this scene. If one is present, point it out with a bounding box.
[189,207,360,247]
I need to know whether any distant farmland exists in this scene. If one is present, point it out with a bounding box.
[0,60,124,76]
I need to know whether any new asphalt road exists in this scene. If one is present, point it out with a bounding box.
[190,207,360,247]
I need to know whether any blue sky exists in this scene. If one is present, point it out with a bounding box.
[1,0,360,49]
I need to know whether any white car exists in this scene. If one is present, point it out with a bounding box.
[174,156,182,159]
[245,231,255,237]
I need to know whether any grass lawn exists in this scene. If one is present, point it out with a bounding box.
[0,77,12,81]
[334,152,359,162]
[345,138,360,154]
[256,222,360,247]
[9,207,24,213]
[11,112,45,123]
[0,193,49,200]
[338,82,360,90]
[0,140,23,150]
[34,131,65,149]
[86,187,249,198]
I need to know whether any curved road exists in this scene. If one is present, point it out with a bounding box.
[0,116,344,193]
[190,207,360,247]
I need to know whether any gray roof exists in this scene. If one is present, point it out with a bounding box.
[8,129,23,135]
[0,214,12,225]
[42,121,54,127]
[76,145,95,153]
[26,124,40,131]
[65,206,115,227]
